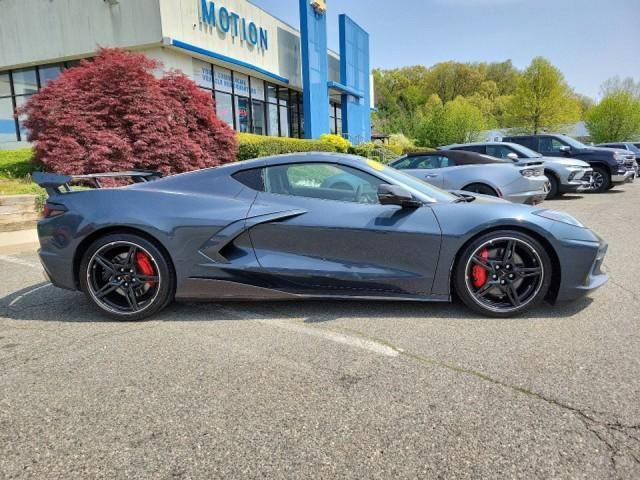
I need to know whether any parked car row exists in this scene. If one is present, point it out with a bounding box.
[389,134,638,204]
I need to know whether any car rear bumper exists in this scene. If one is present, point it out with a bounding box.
[502,176,549,204]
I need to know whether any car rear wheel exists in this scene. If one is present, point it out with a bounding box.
[79,233,175,321]
[462,183,498,197]
[454,231,552,318]
[590,167,611,193]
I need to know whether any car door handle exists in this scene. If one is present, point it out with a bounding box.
[424,174,439,178]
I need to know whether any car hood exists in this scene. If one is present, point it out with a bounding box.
[578,146,624,156]
[540,156,591,167]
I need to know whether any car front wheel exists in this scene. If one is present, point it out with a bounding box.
[454,231,552,318]
[79,233,175,321]
[590,167,611,193]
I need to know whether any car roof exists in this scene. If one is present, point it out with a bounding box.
[401,150,509,165]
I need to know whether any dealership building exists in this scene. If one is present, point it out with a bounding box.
[0,0,372,148]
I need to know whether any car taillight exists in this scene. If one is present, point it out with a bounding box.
[42,202,67,218]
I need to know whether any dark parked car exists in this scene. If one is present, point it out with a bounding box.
[503,134,636,192]
[33,153,608,319]
[596,142,640,174]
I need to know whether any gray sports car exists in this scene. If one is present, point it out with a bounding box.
[33,152,608,320]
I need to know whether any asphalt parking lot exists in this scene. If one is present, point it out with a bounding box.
[1,185,639,479]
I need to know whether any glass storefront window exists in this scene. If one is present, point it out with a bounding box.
[233,72,250,98]
[0,73,11,97]
[214,66,233,93]
[266,84,278,103]
[12,68,38,95]
[39,64,63,87]
[251,78,265,101]
[279,105,289,137]
[0,97,17,143]
[252,100,266,135]
[215,91,234,128]
[235,95,250,133]
[267,103,279,136]
[14,95,31,140]
[193,59,213,90]
[278,87,289,107]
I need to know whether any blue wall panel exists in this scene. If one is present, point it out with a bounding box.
[339,15,371,144]
[299,0,330,139]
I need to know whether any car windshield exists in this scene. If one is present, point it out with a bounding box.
[627,144,640,154]
[557,135,587,149]
[508,143,542,158]
[373,162,457,203]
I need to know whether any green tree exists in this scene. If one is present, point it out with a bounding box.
[415,95,487,147]
[504,57,581,134]
[585,91,640,142]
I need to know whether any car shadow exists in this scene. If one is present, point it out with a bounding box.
[0,281,595,324]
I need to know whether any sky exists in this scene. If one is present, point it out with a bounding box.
[250,0,640,100]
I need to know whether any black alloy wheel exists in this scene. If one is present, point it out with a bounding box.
[589,167,611,193]
[80,234,174,320]
[454,231,552,317]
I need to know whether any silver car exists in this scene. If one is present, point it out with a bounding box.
[389,150,549,205]
[441,142,593,198]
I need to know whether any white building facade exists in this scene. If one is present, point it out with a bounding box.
[0,0,371,148]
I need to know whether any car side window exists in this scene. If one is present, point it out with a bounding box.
[512,137,537,150]
[233,168,265,191]
[263,163,385,204]
[486,145,515,159]
[411,155,441,169]
[454,145,485,154]
[539,137,566,153]
[439,156,455,167]
[391,157,413,170]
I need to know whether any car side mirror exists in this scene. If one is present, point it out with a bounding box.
[559,145,571,153]
[378,184,421,208]
[506,152,519,161]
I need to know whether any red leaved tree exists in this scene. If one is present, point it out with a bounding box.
[19,48,237,176]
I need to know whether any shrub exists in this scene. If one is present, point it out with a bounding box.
[0,148,38,178]
[319,133,351,153]
[18,48,237,177]
[348,142,400,164]
[236,133,338,161]
[386,133,416,155]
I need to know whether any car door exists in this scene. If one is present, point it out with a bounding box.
[402,155,446,188]
[237,162,442,297]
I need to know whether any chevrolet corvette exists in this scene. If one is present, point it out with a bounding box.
[33,152,608,320]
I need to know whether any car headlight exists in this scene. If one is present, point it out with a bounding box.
[521,169,535,177]
[533,209,584,227]
[614,152,624,163]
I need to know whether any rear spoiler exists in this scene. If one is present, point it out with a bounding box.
[32,170,163,196]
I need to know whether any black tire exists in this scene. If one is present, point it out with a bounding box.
[590,167,611,193]
[453,230,552,318]
[545,172,560,199]
[79,233,175,321]
[462,183,498,197]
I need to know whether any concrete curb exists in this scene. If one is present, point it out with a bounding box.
[0,229,39,255]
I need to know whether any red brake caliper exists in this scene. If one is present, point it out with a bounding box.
[135,252,156,288]
[472,248,489,288]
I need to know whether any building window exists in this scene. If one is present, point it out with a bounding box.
[215,92,234,128]
[0,62,70,144]
[266,83,279,136]
[250,77,266,136]
[278,87,290,137]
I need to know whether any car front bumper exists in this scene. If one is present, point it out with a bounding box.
[555,240,608,302]
[612,169,636,184]
[503,176,549,204]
